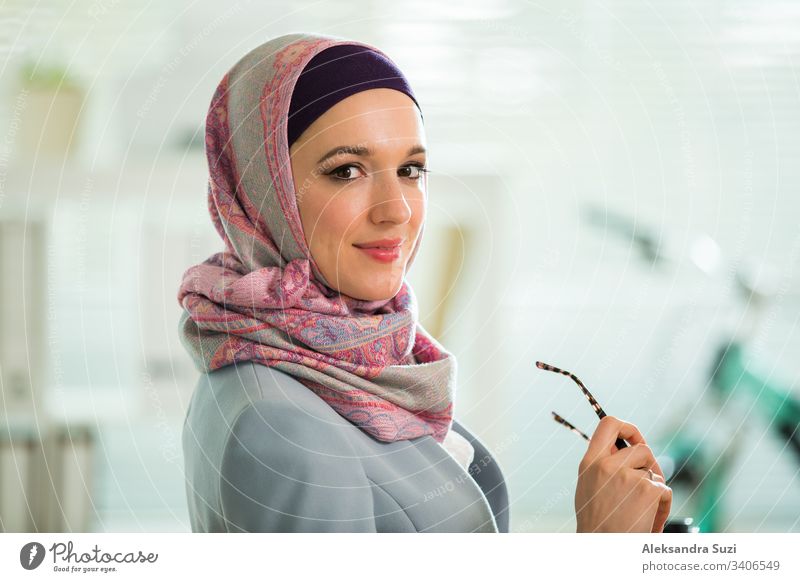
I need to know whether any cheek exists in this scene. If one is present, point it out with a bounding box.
[300,189,364,256]
[409,193,426,234]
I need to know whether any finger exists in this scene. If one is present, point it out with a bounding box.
[651,459,665,480]
[636,467,662,482]
[612,446,666,481]
[585,418,646,466]
[613,445,668,481]
[607,443,658,472]
[651,484,673,533]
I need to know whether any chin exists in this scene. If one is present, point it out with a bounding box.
[347,276,403,302]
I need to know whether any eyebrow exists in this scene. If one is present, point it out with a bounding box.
[316,144,426,166]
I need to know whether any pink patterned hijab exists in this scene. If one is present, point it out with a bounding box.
[177,32,457,443]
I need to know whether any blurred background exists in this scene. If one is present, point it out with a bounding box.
[1,0,798,533]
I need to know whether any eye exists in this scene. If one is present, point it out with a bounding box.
[398,163,429,180]
[327,164,365,181]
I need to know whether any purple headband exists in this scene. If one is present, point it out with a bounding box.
[287,44,422,148]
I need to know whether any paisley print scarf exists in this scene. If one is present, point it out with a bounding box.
[177,32,457,443]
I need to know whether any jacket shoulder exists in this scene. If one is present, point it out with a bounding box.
[205,361,348,424]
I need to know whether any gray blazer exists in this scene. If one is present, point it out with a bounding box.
[182,361,510,532]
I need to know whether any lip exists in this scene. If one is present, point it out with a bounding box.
[353,238,404,249]
[353,238,404,263]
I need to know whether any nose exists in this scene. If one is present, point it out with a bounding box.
[368,169,413,225]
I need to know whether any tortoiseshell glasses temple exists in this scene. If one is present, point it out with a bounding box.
[536,361,629,450]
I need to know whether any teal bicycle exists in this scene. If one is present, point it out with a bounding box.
[584,205,800,532]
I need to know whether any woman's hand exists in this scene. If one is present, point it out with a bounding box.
[575,416,672,533]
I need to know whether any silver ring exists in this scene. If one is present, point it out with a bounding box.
[647,469,655,481]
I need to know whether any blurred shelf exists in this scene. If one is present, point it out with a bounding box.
[0,150,209,221]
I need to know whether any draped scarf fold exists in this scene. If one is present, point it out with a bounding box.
[177,32,457,443]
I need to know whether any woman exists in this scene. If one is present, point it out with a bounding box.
[178,32,672,533]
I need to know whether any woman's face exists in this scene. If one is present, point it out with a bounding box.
[289,88,427,302]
